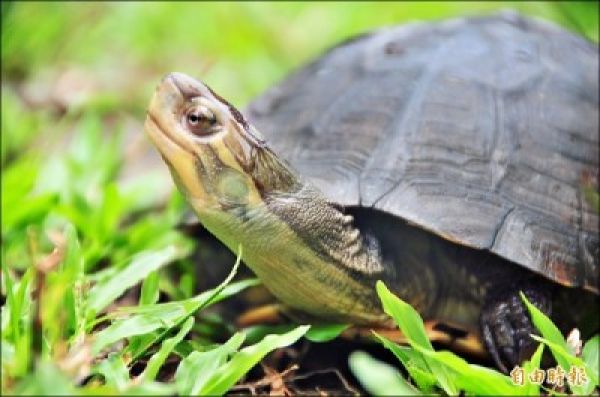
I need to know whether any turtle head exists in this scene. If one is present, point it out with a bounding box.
[145,72,298,212]
[145,73,388,325]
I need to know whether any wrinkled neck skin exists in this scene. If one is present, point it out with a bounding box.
[183,152,389,325]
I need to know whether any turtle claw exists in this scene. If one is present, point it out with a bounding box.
[481,311,518,373]
[480,285,551,373]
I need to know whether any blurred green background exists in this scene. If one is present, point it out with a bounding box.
[1,2,598,164]
[1,1,598,168]
[1,2,598,394]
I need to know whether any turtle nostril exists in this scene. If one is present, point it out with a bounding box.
[162,72,203,98]
[162,72,177,84]
[161,72,187,92]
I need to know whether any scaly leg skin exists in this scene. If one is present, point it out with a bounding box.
[480,284,551,373]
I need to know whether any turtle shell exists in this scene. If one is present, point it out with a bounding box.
[247,12,599,293]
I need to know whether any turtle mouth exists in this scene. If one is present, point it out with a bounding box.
[144,111,194,160]
[144,74,197,157]
[144,103,210,204]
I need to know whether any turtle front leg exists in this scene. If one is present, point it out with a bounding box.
[480,284,551,373]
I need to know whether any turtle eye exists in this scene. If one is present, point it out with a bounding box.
[184,105,218,136]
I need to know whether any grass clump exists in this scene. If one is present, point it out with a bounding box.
[0,115,309,395]
[349,281,599,396]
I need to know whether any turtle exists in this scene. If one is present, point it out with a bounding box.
[144,12,599,372]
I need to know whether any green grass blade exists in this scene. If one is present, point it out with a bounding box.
[2,262,16,340]
[11,361,75,395]
[92,279,258,354]
[94,355,130,391]
[125,332,161,361]
[2,194,57,235]
[522,343,545,396]
[520,292,571,369]
[530,334,597,394]
[61,222,83,275]
[113,278,259,318]
[375,281,433,351]
[349,350,422,395]
[414,346,522,395]
[529,335,587,368]
[128,245,245,362]
[240,324,297,345]
[93,314,175,356]
[174,332,245,395]
[139,271,160,306]
[522,293,598,394]
[305,324,348,342]
[5,266,34,377]
[92,247,254,356]
[582,335,599,394]
[375,281,456,394]
[141,316,194,381]
[61,223,86,343]
[198,325,310,395]
[86,245,181,315]
[373,332,437,392]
